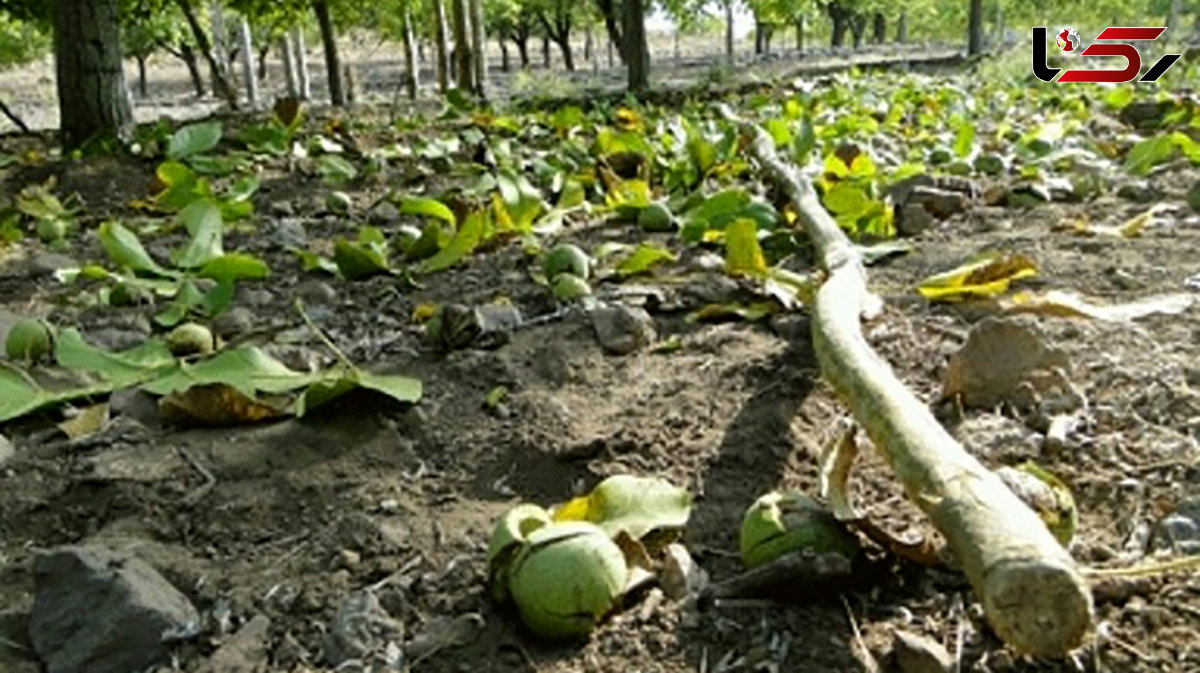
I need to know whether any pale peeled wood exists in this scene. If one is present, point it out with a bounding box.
[720,104,1093,657]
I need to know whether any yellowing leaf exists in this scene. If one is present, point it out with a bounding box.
[158,382,291,426]
[1072,205,1163,238]
[614,107,643,131]
[412,302,439,323]
[554,495,591,522]
[724,218,767,276]
[1003,290,1193,322]
[552,475,692,539]
[615,243,676,277]
[917,252,1037,301]
[57,403,110,440]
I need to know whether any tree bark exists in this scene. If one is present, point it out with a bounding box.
[596,0,625,63]
[313,0,345,106]
[754,20,765,56]
[257,42,270,81]
[724,104,1094,659]
[849,14,866,48]
[280,36,299,97]
[585,22,593,62]
[968,0,984,55]
[0,98,30,134]
[515,36,530,67]
[53,0,134,150]
[828,3,847,48]
[724,0,734,67]
[451,0,474,90]
[175,0,237,107]
[178,41,206,96]
[871,12,885,43]
[499,37,510,71]
[623,0,648,92]
[896,12,908,44]
[470,0,487,94]
[209,0,231,79]
[794,16,804,52]
[402,7,419,99]
[237,17,259,107]
[136,54,148,97]
[433,0,451,92]
[292,28,312,99]
[541,34,550,68]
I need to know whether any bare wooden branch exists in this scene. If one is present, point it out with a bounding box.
[0,99,31,134]
[720,104,1093,657]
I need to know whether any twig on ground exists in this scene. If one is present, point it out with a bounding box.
[0,98,31,134]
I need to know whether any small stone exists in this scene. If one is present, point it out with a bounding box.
[892,629,953,673]
[271,218,308,249]
[270,200,296,217]
[238,288,274,307]
[590,304,656,355]
[198,615,271,673]
[295,279,338,306]
[0,433,13,467]
[404,614,484,661]
[370,201,402,224]
[212,307,255,339]
[1116,180,1161,203]
[1187,181,1200,213]
[322,591,403,667]
[897,203,935,236]
[943,316,1070,408]
[1150,497,1200,554]
[27,251,77,277]
[660,544,707,600]
[29,546,201,673]
[107,389,160,428]
[339,549,362,569]
[885,174,935,206]
[908,186,966,218]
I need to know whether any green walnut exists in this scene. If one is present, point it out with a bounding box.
[5,318,54,361]
[739,491,859,569]
[36,217,67,243]
[508,522,628,640]
[166,322,215,356]
[486,503,553,601]
[552,273,591,303]
[542,243,590,281]
[637,202,675,232]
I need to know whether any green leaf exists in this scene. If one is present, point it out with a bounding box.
[167,121,223,160]
[356,371,423,405]
[1123,134,1178,175]
[953,121,976,158]
[98,220,169,275]
[616,243,676,277]
[199,253,270,283]
[55,328,176,388]
[316,155,358,185]
[334,239,391,280]
[823,183,870,216]
[763,119,792,148]
[172,199,224,269]
[419,209,487,273]
[554,475,692,539]
[398,196,456,224]
[724,218,767,276]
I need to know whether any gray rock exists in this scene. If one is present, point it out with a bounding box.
[1151,497,1200,555]
[897,203,935,236]
[404,613,483,661]
[29,546,200,673]
[27,251,77,277]
[885,174,935,206]
[660,544,707,600]
[213,307,255,339]
[323,591,404,667]
[908,186,966,218]
[270,200,296,217]
[295,279,338,306]
[893,629,953,673]
[108,389,160,427]
[943,316,1070,408]
[369,201,402,224]
[590,304,656,355]
[271,218,308,249]
[0,433,13,467]
[1188,181,1200,213]
[198,614,271,673]
[1116,180,1161,203]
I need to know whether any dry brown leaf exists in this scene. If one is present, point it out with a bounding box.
[158,383,290,426]
[57,403,109,440]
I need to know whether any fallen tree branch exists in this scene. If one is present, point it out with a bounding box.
[719,104,1093,657]
[0,98,31,134]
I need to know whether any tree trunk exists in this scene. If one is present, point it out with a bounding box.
[585,23,593,61]
[136,55,148,97]
[828,2,847,48]
[237,18,259,107]
[53,0,134,150]
[500,37,510,71]
[433,0,451,92]
[849,14,866,48]
[292,27,312,99]
[623,0,648,92]
[257,43,270,81]
[724,0,734,66]
[607,39,614,67]
[313,1,345,106]
[175,0,237,107]
[470,0,486,94]
[754,21,765,56]
[280,36,298,97]
[402,7,419,99]
[541,34,550,68]
[794,16,804,52]
[179,41,206,96]
[557,36,574,70]
[451,0,474,90]
[896,12,907,44]
[515,36,529,67]
[872,12,885,43]
[596,0,625,63]
[209,1,230,79]
[673,30,680,64]
[967,0,984,55]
